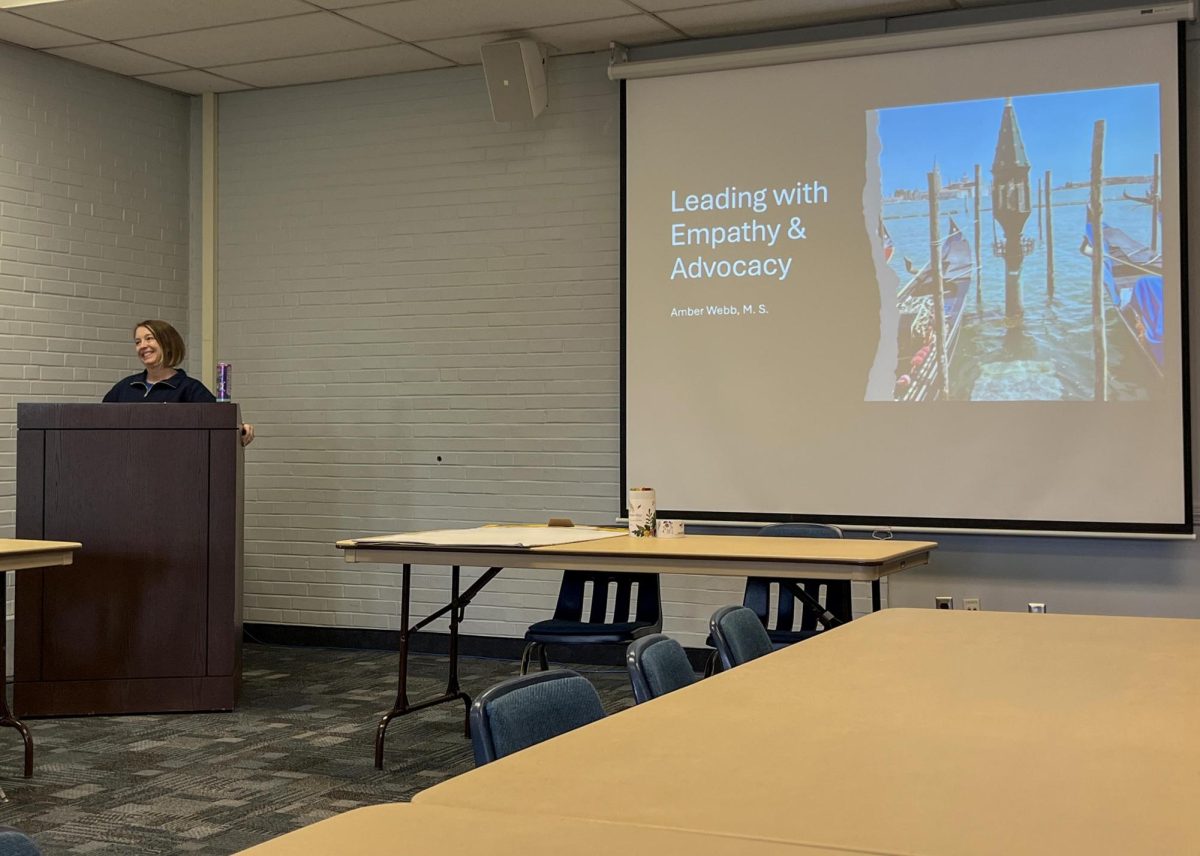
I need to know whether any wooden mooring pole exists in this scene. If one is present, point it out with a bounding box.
[974,164,982,308]
[1045,169,1054,301]
[1036,176,1043,244]
[929,168,949,400]
[1151,152,1160,255]
[1089,120,1108,402]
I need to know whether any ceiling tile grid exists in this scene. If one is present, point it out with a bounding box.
[0,0,1116,94]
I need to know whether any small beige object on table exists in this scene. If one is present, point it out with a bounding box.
[416,608,1200,856]
[0,538,81,778]
[336,527,936,768]
[235,802,905,856]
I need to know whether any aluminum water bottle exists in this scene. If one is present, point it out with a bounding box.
[216,362,232,402]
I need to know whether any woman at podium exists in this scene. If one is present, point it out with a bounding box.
[103,319,255,445]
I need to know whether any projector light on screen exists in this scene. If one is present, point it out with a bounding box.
[622,23,1188,534]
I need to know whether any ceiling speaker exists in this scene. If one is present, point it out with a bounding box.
[481,39,547,122]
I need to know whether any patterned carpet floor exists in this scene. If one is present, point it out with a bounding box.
[0,644,635,854]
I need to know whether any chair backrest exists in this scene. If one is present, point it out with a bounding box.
[469,670,605,766]
[0,827,41,856]
[757,522,843,539]
[552,571,661,627]
[710,605,774,670]
[749,523,845,632]
[626,633,696,703]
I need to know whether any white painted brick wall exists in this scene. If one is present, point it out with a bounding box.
[0,43,191,639]
[216,54,761,647]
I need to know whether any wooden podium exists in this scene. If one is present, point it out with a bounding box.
[14,403,243,716]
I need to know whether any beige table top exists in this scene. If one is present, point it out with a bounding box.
[0,538,81,572]
[338,532,936,581]
[416,608,1200,856]
[236,802,902,856]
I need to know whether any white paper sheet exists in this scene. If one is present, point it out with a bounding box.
[350,526,627,548]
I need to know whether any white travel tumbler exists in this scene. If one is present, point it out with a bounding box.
[628,487,656,537]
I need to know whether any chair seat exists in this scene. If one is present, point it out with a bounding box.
[521,570,663,674]
[765,627,822,646]
[526,618,656,644]
[704,628,823,649]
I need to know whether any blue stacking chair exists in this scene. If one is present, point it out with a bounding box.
[0,827,40,856]
[469,670,605,766]
[626,633,697,703]
[710,605,774,671]
[749,522,851,642]
[520,571,662,674]
[705,523,848,675]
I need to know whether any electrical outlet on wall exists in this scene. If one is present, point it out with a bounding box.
[935,596,954,609]
[963,597,981,611]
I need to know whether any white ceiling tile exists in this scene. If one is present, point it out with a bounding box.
[0,9,93,48]
[628,0,753,10]
[303,0,389,7]
[136,68,252,94]
[530,15,684,55]
[8,0,1055,92]
[416,16,681,67]
[402,33,495,66]
[47,41,184,75]
[419,21,679,67]
[341,0,635,43]
[11,0,315,41]
[216,43,452,88]
[116,12,396,67]
[632,0,951,11]
[659,0,953,37]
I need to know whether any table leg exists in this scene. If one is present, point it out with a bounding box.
[446,566,472,737]
[0,570,33,778]
[872,579,882,612]
[374,564,504,770]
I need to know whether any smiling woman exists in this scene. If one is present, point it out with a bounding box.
[103,319,255,446]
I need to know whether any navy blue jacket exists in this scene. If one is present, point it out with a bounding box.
[103,369,216,403]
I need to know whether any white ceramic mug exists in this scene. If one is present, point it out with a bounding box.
[656,519,684,538]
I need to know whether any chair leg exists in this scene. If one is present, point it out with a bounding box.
[703,650,719,677]
[519,642,550,674]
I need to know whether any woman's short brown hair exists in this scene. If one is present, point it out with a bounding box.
[135,319,186,369]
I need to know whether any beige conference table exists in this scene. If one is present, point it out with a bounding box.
[415,608,1200,856]
[336,530,935,768]
[237,802,907,856]
[0,538,82,777]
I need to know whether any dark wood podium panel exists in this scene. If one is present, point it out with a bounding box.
[15,403,243,716]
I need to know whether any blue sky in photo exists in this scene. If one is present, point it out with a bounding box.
[877,84,1161,195]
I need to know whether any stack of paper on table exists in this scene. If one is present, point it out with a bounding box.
[349,526,627,549]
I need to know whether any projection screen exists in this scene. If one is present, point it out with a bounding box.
[622,23,1190,534]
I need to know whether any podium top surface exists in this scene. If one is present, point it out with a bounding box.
[18,402,240,430]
